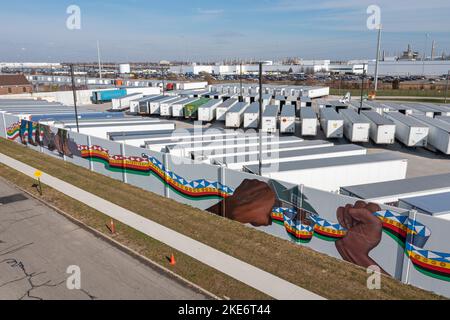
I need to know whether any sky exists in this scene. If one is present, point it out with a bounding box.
[1,0,450,62]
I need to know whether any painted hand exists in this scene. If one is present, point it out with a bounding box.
[335,201,386,272]
[207,179,275,227]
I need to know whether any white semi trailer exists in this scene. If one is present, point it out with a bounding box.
[384,112,429,147]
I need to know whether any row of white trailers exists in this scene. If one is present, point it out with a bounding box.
[133,130,407,193]
[316,100,450,154]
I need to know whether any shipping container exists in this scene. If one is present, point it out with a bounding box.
[171,98,199,118]
[419,103,450,117]
[244,153,407,193]
[261,105,279,133]
[407,103,437,118]
[412,115,450,154]
[184,136,307,160]
[320,108,344,138]
[129,95,158,114]
[194,140,333,163]
[148,96,179,115]
[138,95,166,115]
[361,111,396,144]
[384,112,429,147]
[160,97,189,117]
[111,93,143,111]
[225,102,249,128]
[197,99,222,122]
[398,192,450,217]
[216,98,238,121]
[299,107,318,136]
[184,98,210,119]
[125,87,161,96]
[53,120,175,140]
[437,116,450,124]
[299,96,312,108]
[340,109,370,142]
[280,105,296,134]
[243,102,260,129]
[92,89,127,104]
[340,173,450,204]
[212,144,367,171]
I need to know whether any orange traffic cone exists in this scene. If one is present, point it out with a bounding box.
[110,219,116,234]
[170,254,176,266]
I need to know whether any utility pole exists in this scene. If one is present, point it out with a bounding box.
[445,70,450,104]
[374,24,382,92]
[258,62,263,176]
[97,40,103,80]
[70,64,80,133]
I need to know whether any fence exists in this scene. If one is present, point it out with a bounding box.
[1,112,449,298]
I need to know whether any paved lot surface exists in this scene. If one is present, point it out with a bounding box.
[0,179,208,300]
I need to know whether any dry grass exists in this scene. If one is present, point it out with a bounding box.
[0,137,445,300]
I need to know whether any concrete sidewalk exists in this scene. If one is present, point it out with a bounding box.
[0,152,325,300]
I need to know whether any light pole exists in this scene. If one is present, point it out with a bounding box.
[359,64,367,114]
[445,70,450,104]
[258,62,263,176]
[70,64,80,133]
[374,24,382,92]
[422,33,429,76]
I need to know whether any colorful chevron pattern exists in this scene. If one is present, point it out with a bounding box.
[406,243,450,282]
[78,145,234,200]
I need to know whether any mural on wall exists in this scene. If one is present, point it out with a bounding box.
[2,113,449,296]
[6,120,79,158]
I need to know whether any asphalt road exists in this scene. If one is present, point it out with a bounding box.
[0,179,208,300]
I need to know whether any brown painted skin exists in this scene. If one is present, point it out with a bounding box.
[335,201,387,274]
[207,179,275,227]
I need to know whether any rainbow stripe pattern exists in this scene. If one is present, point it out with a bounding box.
[406,243,450,282]
[78,145,234,200]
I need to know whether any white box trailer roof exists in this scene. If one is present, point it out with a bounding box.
[243,102,260,129]
[398,192,450,217]
[138,95,166,115]
[364,101,393,115]
[213,144,367,171]
[149,96,179,115]
[126,87,161,95]
[420,103,450,116]
[193,140,333,163]
[320,108,344,138]
[160,97,189,117]
[261,105,279,133]
[109,130,177,147]
[171,98,199,118]
[361,111,396,144]
[130,95,159,114]
[245,153,407,193]
[384,112,429,147]
[197,99,222,122]
[185,135,306,159]
[407,103,437,118]
[437,116,450,124]
[384,103,414,115]
[216,98,238,121]
[300,107,318,136]
[61,121,176,140]
[340,173,450,204]
[225,102,249,128]
[340,109,370,143]
[412,115,450,154]
[112,93,143,110]
[280,105,296,134]
[145,132,249,152]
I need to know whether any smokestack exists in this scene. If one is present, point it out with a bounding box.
[431,40,436,61]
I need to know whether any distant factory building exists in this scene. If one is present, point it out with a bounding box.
[0,74,32,95]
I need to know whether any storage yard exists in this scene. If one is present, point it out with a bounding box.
[1,82,450,300]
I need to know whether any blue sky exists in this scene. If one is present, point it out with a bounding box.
[1,0,450,62]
